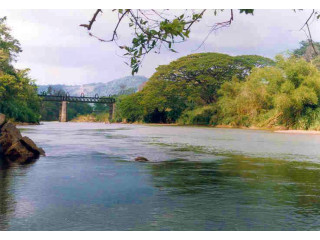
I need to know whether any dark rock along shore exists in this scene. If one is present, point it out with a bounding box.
[0,114,45,164]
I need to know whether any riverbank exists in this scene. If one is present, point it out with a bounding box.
[22,119,320,135]
[275,130,320,135]
[142,123,320,135]
[14,122,40,126]
[70,113,110,123]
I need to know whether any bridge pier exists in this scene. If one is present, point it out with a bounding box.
[59,101,67,122]
[108,103,115,123]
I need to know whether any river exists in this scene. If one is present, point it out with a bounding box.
[1,122,320,230]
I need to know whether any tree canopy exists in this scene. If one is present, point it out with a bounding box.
[117,52,274,123]
[0,17,40,123]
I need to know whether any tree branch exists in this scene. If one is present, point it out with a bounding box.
[80,9,102,30]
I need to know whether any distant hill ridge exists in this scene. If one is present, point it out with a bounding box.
[37,75,148,97]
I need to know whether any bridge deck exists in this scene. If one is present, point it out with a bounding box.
[38,95,115,104]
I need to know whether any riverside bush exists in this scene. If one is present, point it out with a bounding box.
[218,55,320,129]
[177,105,218,125]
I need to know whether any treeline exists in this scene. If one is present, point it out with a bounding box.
[0,17,105,123]
[0,17,40,123]
[117,44,320,130]
[116,52,275,123]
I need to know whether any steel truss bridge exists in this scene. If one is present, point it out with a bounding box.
[38,93,116,122]
[38,93,115,104]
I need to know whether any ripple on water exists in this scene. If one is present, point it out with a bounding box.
[2,122,320,230]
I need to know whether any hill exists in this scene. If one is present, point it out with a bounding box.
[37,75,148,97]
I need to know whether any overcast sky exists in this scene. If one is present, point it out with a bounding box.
[0,9,319,85]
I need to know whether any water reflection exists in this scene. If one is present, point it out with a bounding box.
[148,155,320,230]
[0,165,15,231]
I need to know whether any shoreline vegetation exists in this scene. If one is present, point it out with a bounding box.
[70,113,110,123]
[3,13,320,133]
[113,49,320,132]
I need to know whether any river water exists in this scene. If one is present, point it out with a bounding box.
[1,122,320,230]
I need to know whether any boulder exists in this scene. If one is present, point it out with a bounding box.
[0,123,22,150]
[20,136,46,156]
[135,156,149,162]
[0,118,45,164]
[4,141,35,163]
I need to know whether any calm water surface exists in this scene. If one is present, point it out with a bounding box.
[1,122,320,230]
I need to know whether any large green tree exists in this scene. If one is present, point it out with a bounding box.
[118,52,274,123]
[0,17,40,123]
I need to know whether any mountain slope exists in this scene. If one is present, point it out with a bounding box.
[37,75,148,97]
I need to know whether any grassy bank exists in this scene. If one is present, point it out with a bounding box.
[71,113,110,123]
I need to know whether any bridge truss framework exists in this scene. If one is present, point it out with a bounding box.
[38,94,116,122]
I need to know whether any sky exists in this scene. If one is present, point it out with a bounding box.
[0,9,319,85]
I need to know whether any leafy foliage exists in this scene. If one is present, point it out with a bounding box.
[293,41,320,57]
[82,9,320,74]
[117,52,274,123]
[217,55,320,129]
[293,41,320,62]
[82,9,259,74]
[0,17,40,123]
[116,93,144,123]
[177,105,218,125]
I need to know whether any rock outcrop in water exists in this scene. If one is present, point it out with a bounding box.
[134,156,149,162]
[0,114,45,164]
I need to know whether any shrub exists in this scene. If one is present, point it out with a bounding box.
[177,105,218,125]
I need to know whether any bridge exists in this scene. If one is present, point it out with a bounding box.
[38,93,116,122]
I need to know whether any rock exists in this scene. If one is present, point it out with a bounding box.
[4,141,35,163]
[0,114,5,126]
[20,137,46,156]
[134,156,149,162]
[0,123,22,152]
[1,123,22,142]
[0,119,45,164]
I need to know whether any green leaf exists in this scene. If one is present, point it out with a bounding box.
[239,9,254,15]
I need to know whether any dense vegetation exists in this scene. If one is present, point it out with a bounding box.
[117,47,320,130]
[116,52,275,124]
[217,55,320,129]
[2,13,320,130]
[0,17,40,123]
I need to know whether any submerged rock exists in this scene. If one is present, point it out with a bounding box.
[0,117,45,164]
[134,156,149,162]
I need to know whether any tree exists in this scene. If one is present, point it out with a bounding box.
[81,9,320,74]
[117,93,144,122]
[0,17,40,123]
[0,17,22,63]
[118,52,274,123]
[217,55,320,129]
[293,41,320,61]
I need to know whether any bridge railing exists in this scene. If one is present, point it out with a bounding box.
[38,93,115,104]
